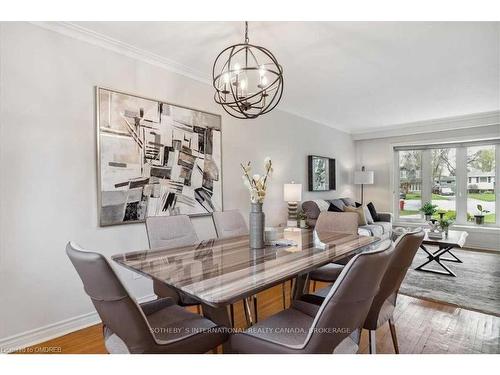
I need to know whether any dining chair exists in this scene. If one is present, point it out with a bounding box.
[66,242,228,353]
[363,228,424,354]
[212,210,260,325]
[212,210,249,238]
[309,212,359,289]
[145,215,201,312]
[229,240,394,353]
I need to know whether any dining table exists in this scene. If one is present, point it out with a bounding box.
[112,228,380,350]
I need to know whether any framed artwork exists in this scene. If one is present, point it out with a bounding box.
[96,87,222,226]
[308,155,336,191]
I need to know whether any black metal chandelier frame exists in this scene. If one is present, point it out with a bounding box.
[212,22,284,119]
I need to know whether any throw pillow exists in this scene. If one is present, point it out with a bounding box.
[328,203,343,212]
[313,199,330,212]
[341,197,356,207]
[364,206,374,224]
[329,198,346,211]
[345,205,367,226]
[367,202,379,221]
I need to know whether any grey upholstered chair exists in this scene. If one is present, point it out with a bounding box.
[66,242,227,353]
[212,210,260,325]
[145,215,200,310]
[212,210,249,238]
[229,240,394,354]
[309,212,359,287]
[363,229,424,354]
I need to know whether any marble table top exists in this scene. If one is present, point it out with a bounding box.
[112,229,380,307]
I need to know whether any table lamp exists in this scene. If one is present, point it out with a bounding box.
[284,182,302,227]
[354,166,374,205]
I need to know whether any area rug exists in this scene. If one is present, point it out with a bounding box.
[400,247,500,316]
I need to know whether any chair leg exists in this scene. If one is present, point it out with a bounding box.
[243,298,254,326]
[196,304,201,315]
[312,280,317,292]
[388,318,400,354]
[253,295,258,323]
[229,304,235,328]
[368,330,376,354]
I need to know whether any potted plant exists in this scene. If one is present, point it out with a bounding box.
[297,211,308,229]
[420,202,438,221]
[474,204,490,225]
[439,217,453,237]
[437,210,446,220]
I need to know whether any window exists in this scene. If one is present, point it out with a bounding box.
[394,142,498,226]
[398,150,422,220]
[431,148,456,220]
[467,145,496,224]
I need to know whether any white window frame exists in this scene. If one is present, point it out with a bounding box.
[392,140,500,227]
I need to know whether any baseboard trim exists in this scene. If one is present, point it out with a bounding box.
[0,294,155,354]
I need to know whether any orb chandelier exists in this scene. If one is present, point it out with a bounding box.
[212,22,284,119]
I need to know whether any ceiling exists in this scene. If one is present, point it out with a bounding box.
[72,21,500,133]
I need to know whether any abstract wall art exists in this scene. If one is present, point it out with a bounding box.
[307,155,336,191]
[97,87,222,226]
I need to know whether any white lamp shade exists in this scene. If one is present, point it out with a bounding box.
[354,171,374,185]
[284,183,302,202]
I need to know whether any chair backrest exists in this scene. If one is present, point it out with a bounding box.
[66,242,155,353]
[315,212,358,234]
[212,210,248,239]
[303,240,394,353]
[145,215,198,249]
[363,229,424,329]
[145,215,199,301]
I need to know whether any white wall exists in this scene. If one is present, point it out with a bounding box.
[355,123,500,250]
[0,22,356,346]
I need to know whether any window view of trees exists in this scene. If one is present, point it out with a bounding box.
[467,145,496,224]
[399,150,422,219]
[396,144,497,225]
[431,148,456,220]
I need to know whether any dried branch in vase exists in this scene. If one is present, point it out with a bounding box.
[241,157,273,204]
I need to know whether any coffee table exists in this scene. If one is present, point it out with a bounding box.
[415,229,468,277]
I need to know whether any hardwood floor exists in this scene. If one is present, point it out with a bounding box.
[14,282,500,354]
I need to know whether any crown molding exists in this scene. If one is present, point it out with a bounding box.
[29,22,497,139]
[352,110,500,141]
[28,21,348,134]
[30,21,211,85]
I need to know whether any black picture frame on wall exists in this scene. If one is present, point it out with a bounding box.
[308,155,336,191]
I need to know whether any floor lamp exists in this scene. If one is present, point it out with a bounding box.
[354,166,374,205]
[284,182,302,227]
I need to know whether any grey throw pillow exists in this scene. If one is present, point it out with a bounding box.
[328,198,346,211]
[341,197,356,207]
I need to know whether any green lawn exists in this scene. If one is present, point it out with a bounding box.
[400,209,496,224]
[404,193,450,200]
[400,210,420,216]
[484,213,496,223]
[468,193,496,202]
